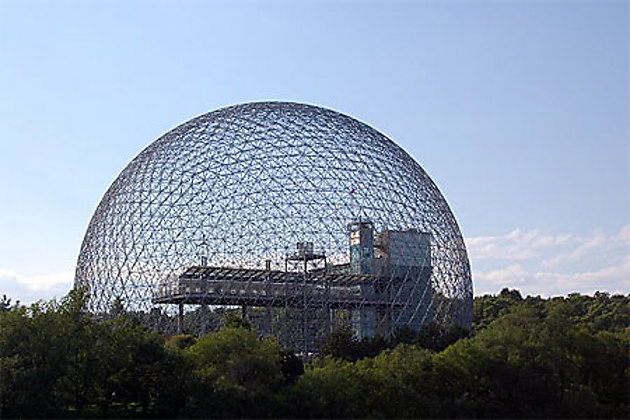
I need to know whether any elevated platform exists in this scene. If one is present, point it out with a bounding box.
[151,265,403,309]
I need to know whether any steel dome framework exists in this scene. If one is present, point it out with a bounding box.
[75,102,472,350]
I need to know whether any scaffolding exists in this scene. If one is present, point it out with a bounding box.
[152,221,434,351]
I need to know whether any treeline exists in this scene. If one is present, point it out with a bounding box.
[0,289,628,418]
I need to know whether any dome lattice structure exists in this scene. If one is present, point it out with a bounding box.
[75,102,472,350]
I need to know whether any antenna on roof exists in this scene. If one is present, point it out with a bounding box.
[200,234,208,266]
[349,187,364,220]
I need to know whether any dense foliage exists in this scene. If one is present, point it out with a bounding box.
[1,288,628,418]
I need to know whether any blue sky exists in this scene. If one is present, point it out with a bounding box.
[0,0,628,303]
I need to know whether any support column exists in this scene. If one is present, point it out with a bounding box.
[177,303,184,334]
[303,256,308,354]
[265,260,272,336]
[200,304,208,335]
[325,276,332,334]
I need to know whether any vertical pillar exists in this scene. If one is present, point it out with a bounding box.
[325,276,332,334]
[200,269,208,335]
[303,256,308,354]
[329,308,334,334]
[265,260,272,336]
[177,303,184,334]
[265,306,273,337]
[200,304,208,335]
[282,257,289,348]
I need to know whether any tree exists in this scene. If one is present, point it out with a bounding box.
[0,289,188,418]
[167,334,197,350]
[473,287,524,332]
[0,294,17,312]
[280,349,304,386]
[287,345,439,418]
[185,326,283,417]
[100,318,188,417]
[416,322,470,351]
[2,289,627,418]
[319,327,361,361]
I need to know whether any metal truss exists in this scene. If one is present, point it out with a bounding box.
[75,102,472,350]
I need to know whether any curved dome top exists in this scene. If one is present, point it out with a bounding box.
[76,101,472,329]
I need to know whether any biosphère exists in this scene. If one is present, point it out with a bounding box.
[75,102,472,350]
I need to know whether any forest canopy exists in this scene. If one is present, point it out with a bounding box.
[1,288,628,418]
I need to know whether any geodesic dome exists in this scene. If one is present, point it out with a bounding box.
[75,101,472,345]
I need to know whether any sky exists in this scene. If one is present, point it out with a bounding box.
[0,0,628,304]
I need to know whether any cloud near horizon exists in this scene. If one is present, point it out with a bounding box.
[0,268,73,305]
[1,226,628,305]
[466,225,630,297]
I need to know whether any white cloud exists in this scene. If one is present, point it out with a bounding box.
[466,229,577,261]
[2,227,628,304]
[0,268,73,305]
[467,226,630,297]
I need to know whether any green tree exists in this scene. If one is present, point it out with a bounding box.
[0,301,65,417]
[167,333,197,350]
[473,287,524,332]
[0,289,188,418]
[0,290,95,417]
[416,321,470,351]
[91,310,188,418]
[280,349,304,386]
[288,345,439,418]
[0,294,17,312]
[319,326,361,361]
[185,326,283,417]
[286,357,370,418]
